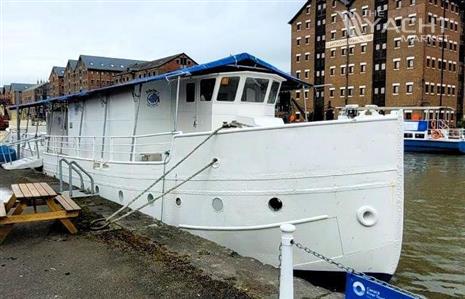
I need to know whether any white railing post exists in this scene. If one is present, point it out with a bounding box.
[109,137,114,161]
[279,223,296,299]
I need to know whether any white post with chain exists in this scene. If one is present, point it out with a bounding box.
[279,223,296,299]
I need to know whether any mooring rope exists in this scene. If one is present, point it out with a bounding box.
[90,123,230,230]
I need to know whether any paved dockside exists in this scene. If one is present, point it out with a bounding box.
[0,167,341,298]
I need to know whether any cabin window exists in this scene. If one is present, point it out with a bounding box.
[217,77,240,102]
[241,78,269,103]
[200,78,216,101]
[186,82,195,102]
[267,81,280,104]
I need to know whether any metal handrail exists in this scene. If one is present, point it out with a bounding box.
[59,158,84,196]
[46,132,176,163]
[70,160,95,194]
[59,158,95,197]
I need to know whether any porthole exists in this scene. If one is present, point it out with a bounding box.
[95,185,100,193]
[212,197,223,212]
[147,194,154,205]
[268,197,283,212]
[175,197,182,206]
[118,190,124,202]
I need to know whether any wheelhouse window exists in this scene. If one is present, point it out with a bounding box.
[186,82,195,102]
[200,78,216,101]
[267,81,280,104]
[241,78,269,103]
[217,77,240,101]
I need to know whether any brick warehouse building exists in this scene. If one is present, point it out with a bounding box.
[289,0,465,121]
[49,66,65,97]
[113,53,197,83]
[69,55,147,93]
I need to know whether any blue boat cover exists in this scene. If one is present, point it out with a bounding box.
[10,53,310,110]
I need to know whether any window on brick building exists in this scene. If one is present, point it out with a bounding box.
[341,65,346,75]
[342,47,347,55]
[407,57,414,68]
[396,0,401,8]
[409,14,416,25]
[393,59,400,70]
[330,67,336,76]
[394,38,401,48]
[330,49,336,57]
[331,14,337,23]
[296,54,301,62]
[296,22,302,31]
[331,31,336,40]
[407,36,415,47]
[349,64,354,74]
[392,84,400,95]
[360,86,366,96]
[425,82,429,93]
[360,63,367,73]
[340,88,345,97]
[348,87,354,97]
[362,6,368,16]
[361,44,367,53]
[329,88,335,97]
[406,83,413,94]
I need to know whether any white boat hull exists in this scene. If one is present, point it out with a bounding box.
[40,116,404,275]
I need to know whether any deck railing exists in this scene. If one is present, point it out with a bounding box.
[44,132,180,163]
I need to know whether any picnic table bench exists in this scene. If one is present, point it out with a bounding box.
[0,182,81,244]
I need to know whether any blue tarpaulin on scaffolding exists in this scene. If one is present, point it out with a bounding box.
[9,53,310,110]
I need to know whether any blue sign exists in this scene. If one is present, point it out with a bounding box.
[346,273,418,299]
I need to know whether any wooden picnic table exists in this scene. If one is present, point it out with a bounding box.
[0,182,81,244]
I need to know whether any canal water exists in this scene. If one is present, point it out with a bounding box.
[392,153,465,298]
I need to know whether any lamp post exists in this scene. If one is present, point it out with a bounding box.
[337,0,355,105]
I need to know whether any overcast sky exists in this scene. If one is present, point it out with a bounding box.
[0,0,304,85]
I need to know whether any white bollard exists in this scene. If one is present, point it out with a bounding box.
[279,223,296,299]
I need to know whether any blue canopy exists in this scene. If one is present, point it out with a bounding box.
[10,53,310,110]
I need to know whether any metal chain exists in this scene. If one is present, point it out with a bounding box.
[291,240,421,298]
[292,240,355,273]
